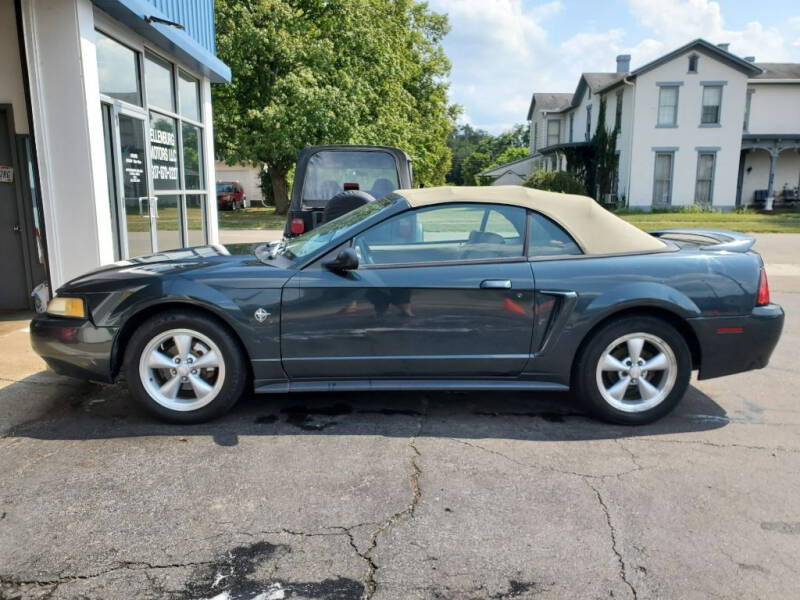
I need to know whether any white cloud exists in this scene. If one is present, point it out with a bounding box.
[627,0,790,61]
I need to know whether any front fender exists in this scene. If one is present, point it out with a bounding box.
[99,276,282,378]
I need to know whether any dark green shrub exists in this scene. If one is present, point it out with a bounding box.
[523,170,587,196]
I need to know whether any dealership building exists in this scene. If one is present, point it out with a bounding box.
[0,0,230,310]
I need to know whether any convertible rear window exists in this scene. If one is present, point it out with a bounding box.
[528,212,582,257]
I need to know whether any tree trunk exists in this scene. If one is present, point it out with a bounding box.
[270,164,290,215]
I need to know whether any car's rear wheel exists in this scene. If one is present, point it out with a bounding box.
[124,310,248,423]
[573,316,690,425]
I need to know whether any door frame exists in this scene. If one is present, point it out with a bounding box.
[1,103,35,308]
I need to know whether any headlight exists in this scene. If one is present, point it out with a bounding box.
[46,296,87,318]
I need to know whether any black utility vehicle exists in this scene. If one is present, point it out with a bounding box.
[284,145,413,237]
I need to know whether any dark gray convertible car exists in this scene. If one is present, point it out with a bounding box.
[31,186,784,425]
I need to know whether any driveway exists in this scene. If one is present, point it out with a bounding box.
[1,234,798,600]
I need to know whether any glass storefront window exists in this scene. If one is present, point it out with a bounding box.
[186,195,205,247]
[178,70,201,122]
[154,195,182,251]
[96,32,141,106]
[181,123,204,190]
[149,112,180,191]
[144,51,175,112]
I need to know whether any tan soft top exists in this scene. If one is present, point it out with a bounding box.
[397,185,667,255]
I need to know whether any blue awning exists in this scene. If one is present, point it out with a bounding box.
[92,0,231,83]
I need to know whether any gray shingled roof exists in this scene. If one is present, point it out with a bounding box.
[583,73,625,92]
[526,93,572,119]
[752,63,800,79]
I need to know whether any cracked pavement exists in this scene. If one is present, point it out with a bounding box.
[1,233,799,599]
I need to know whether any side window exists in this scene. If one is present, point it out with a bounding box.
[354,203,526,266]
[528,212,582,258]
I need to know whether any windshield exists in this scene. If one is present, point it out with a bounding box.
[302,151,400,204]
[281,196,397,260]
[216,183,235,192]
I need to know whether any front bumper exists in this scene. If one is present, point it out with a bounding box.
[689,303,785,380]
[29,314,118,383]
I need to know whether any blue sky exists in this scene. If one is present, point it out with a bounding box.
[427,0,800,133]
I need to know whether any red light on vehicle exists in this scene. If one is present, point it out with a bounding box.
[716,326,744,334]
[290,218,305,235]
[343,182,359,191]
[757,268,770,306]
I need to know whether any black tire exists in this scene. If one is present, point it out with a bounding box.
[323,190,375,223]
[124,309,248,423]
[572,316,691,425]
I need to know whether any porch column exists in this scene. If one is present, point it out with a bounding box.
[766,147,779,201]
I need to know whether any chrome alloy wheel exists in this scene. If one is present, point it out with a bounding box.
[595,332,678,413]
[138,328,226,412]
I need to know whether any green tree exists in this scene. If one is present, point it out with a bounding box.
[489,146,529,169]
[460,150,493,185]
[446,123,530,185]
[591,96,619,200]
[213,0,454,213]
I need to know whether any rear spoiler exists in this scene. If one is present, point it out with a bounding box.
[649,229,756,253]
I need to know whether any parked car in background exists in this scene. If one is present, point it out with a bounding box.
[216,181,246,211]
[30,186,784,426]
[284,144,413,237]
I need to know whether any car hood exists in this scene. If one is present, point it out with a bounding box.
[59,244,287,294]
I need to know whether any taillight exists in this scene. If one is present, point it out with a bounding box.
[290,218,305,235]
[757,268,770,306]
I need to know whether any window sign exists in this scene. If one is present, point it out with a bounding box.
[149,112,179,190]
[0,166,13,183]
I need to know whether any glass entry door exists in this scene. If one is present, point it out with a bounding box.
[116,111,153,257]
[103,103,187,258]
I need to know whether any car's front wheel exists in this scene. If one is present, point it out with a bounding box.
[124,310,248,423]
[573,316,691,425]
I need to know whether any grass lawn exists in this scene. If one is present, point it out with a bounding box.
[217,206,286,230]
[617,210,800,233]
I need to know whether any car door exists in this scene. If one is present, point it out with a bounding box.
[281,203,535,379]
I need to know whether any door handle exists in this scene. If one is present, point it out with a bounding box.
[480,279,512,289]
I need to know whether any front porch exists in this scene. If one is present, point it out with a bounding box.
[738,135,800,208]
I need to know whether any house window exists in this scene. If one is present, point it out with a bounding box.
[615,89,623,130]
[657,85,679,126]
[547,120,560,147]
[653,152,674,207]
[585,105,592,141]
[569,113,574,142]
[695,152,716,206]
[688,54,698,73]
[701,85,722,125]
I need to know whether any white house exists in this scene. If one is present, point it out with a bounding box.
[0,0,229,310]
[489,39,800,210]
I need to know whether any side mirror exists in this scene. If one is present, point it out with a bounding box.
[324,247,359,272]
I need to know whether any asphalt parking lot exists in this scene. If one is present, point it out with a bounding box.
[1,234,798,600]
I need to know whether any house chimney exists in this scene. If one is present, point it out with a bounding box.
[744,56,755,63]
[616,54,631,73]
[717,43,730,52]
